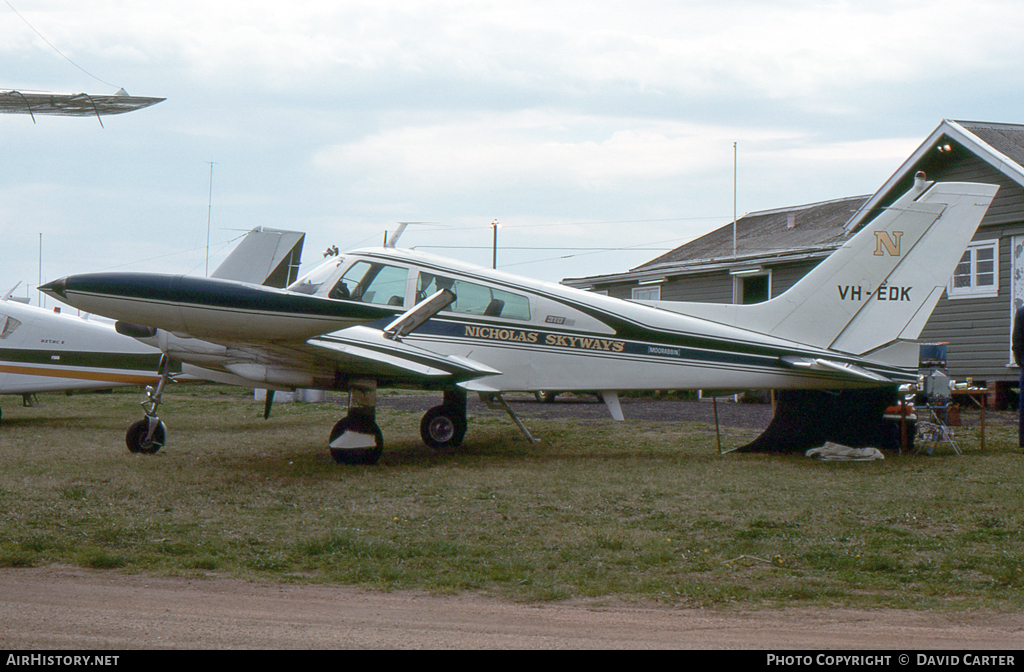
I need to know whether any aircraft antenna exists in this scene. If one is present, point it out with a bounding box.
[385,222,443,248]
[205,162,216,276]
[385,223,409,248]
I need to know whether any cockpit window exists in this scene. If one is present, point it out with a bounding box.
[0,314,22,339]
[330,261,409,306]
[417,273,531,320]
[287,257,347,295]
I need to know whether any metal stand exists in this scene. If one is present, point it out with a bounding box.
[916,397,961,456]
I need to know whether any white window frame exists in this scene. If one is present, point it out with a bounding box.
[631,286,661,301]
[948,239,999,299]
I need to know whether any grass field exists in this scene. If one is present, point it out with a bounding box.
[1,383,1022,611]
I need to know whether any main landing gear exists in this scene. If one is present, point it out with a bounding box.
[126,354,171,454]
[329,379,383,465]
[329,384,470,465]
[420,388,468,451]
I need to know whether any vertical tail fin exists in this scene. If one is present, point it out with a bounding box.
[648,178,997,356]
[727,178,998,354]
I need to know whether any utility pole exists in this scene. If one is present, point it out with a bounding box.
[490,219,500,269]
[38,233,43,308]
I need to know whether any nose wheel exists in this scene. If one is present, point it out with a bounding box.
[126,354,171,455]
[126,417,167,454]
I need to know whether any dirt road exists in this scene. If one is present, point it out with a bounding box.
[2,567,1022,649]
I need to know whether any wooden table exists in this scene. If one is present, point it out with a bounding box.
[951,387,987,451]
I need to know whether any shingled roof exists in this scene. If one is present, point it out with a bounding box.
[563,195,868,287]
[957,120,1024,170]
[845,119,1024,233]
[636,195,867,271]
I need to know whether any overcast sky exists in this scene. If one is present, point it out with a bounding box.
[2,0,1022,302]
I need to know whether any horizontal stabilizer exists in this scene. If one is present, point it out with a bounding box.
[780,356,893,383]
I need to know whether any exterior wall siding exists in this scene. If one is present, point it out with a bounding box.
[919,221,1024,382]
[915,157,1024,382]
[933,153,1024,224]
[770,261,821,296]
[660,272,734,303]
[604,285,633,300]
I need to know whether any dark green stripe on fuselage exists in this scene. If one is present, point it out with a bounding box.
[0,349,169,371]
[64,273,397,321]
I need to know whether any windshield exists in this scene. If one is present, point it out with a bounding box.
[287,257,347,295]
[0,313,22,339]
[330,261,409,306]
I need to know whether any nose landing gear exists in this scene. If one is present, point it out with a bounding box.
[126,354,170,454]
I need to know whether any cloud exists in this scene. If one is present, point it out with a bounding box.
[5,1,1021,104]
[0,0,1021,286]
[312,111,796,193]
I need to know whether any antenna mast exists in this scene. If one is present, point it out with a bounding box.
[732,142,737,257]
[205,162,216,276]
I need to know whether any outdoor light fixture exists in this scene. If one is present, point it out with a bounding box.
[730,267,763,277]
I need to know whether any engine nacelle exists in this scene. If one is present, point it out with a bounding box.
[224,362,315,388]
[157,330,229,366]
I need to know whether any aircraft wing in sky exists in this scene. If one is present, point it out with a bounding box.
[0,89,164,126]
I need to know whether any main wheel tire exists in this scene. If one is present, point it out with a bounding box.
[420,405,467,451]
[329,414,383,465]
[126,418,166,454]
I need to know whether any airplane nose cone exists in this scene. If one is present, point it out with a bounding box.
[39,277,67,299]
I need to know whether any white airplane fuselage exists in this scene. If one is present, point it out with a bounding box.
[0,299,163,395]
[38,246,912,395]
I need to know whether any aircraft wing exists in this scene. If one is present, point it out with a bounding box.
[206,324,501,389]
[306,325,501,381]
[0,90,164,117]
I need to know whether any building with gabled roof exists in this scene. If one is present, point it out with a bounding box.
[563,120,1024,404]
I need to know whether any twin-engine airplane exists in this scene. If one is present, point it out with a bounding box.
[40,177,997,464]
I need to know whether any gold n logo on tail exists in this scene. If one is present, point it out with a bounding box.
[873,231,903,256]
